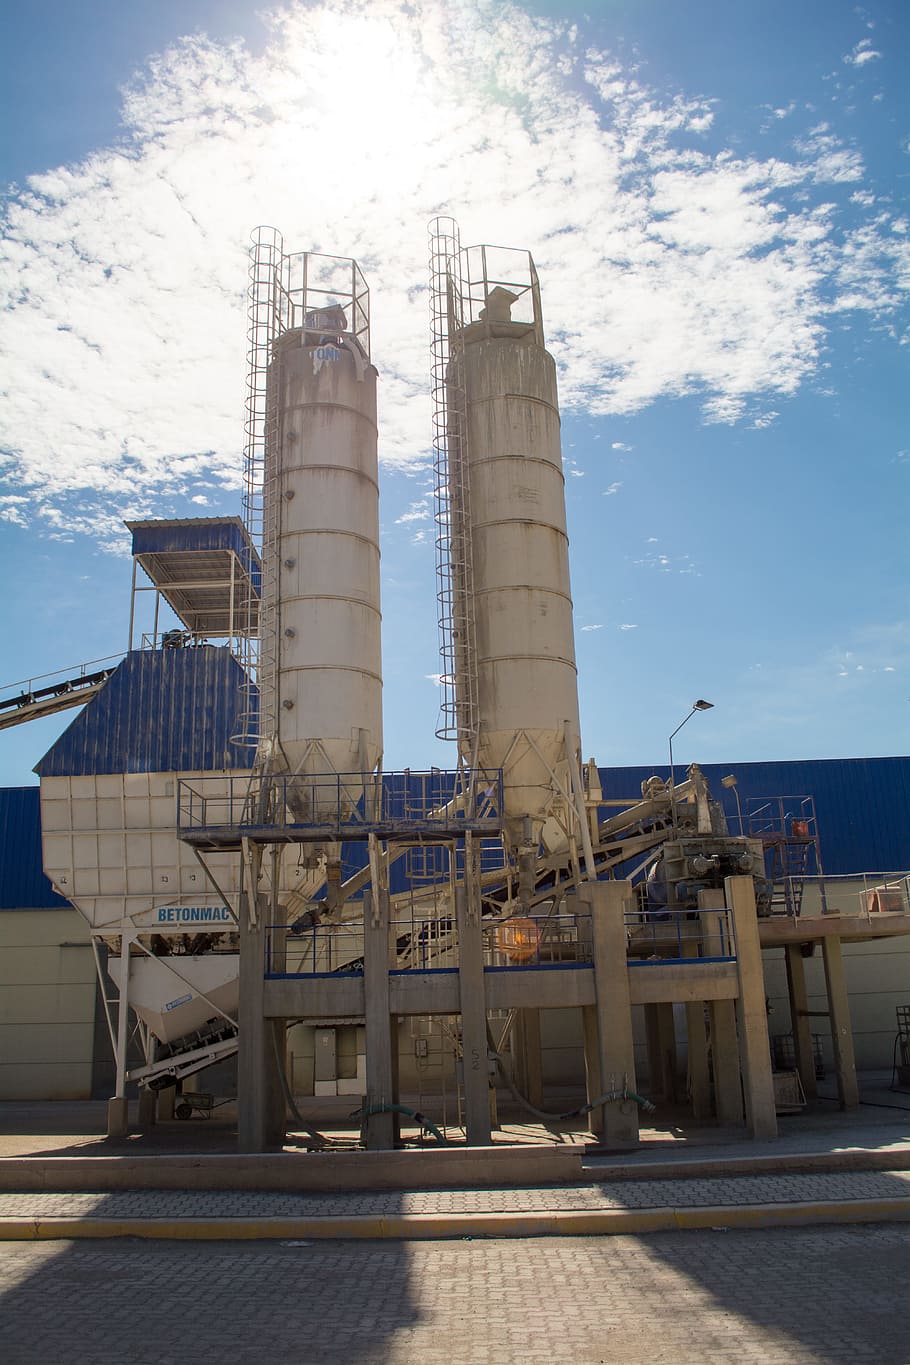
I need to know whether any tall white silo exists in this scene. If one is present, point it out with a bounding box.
[251,240,382,818]
[431,224,582,861]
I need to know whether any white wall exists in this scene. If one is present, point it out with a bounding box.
[0,909,96,1099]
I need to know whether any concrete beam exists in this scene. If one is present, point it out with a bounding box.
[628,961,738,1005]
[759,912,910,947]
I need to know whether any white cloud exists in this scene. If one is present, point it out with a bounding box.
[0,0,906,544]
[611,441,633,451]
[603,481,623,496]
[633,550,699,576]
[843,39,881,66]
[618,623,638,631]
[395,499,432,524]
[580,623,604,632]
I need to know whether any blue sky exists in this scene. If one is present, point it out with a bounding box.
[0,0,907,786]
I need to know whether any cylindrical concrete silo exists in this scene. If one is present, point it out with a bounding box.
[257,252,382,821]
[456,264,581,854]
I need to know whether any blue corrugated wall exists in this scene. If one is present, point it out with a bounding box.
[34,646,255,777]
[0,787,70,909]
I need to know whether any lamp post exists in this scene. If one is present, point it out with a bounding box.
[668,700,714,832]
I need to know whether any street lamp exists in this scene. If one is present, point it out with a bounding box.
[668,700,714,832]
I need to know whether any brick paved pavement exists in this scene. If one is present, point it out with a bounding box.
[2,1225,909,1364]
[1,1166,910,1222]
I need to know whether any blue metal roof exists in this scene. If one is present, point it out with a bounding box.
[128,516,260,571]
[598,758,910,876]
[34,646,256,777]
[0,787,70,909]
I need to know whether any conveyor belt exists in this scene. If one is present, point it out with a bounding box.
[0,666,117,731]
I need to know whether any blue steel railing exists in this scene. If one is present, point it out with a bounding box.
[177,767,504,844]
[625,908,736,964]
[264,906,738,977]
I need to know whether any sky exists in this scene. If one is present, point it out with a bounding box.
[0,0,907,787]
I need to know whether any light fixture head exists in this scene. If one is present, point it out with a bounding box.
[721,774,738,789]
[693,699,714,711]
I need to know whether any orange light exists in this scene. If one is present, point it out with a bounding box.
[495,917,541,963]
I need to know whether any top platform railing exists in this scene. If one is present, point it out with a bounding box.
[177,768,504,848]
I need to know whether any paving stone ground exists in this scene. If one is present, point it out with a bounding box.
[2,1167,910,1221]
[2,1224,909,1364]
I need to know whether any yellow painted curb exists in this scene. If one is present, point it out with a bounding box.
[1,1200,909,1242]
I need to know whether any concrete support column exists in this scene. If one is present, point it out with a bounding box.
[785,943,818,1101]
[683,974,712,1120]
[583,879,639,1149]
[822,934,859,1110]
[455,882,492,1145]
[514,1009,544,1109]
[645,1003,678,1102]
[364,887,397,1149]
[699,889,742,1125]
[727,875,777,1140]
[682,903,711,1117]
[582,1004,603,1137]
[709,1000,743,1125]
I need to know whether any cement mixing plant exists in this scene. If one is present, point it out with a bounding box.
[3,217,910,1153]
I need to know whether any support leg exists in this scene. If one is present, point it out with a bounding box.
[238,890,271,1152]
[455,882,492,1145]
[582,1004,603,1137]
[364,887,396,1149]
[584,879,639,1149]
[822,934,859,1110]
[727,875,777,1139]
[699,890,742,1124]
[709,1000,743,1125]
[785,943,818,1101]
[514,1009,544,1108]
[107,935,133,1138]
[645,1003,677,1102]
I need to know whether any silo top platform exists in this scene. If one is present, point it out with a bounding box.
[127,518,261,637]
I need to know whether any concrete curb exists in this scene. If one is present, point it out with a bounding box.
[583,1146,910,1182]
[4,1143,910,1194]
[0,1146,586,1193]
[2,1199,909,1241]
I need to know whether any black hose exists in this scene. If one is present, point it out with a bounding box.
[269,1021,334,1148]
[485,1024,654,1121]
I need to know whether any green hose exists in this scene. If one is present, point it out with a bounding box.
[355,1102,449,1145]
